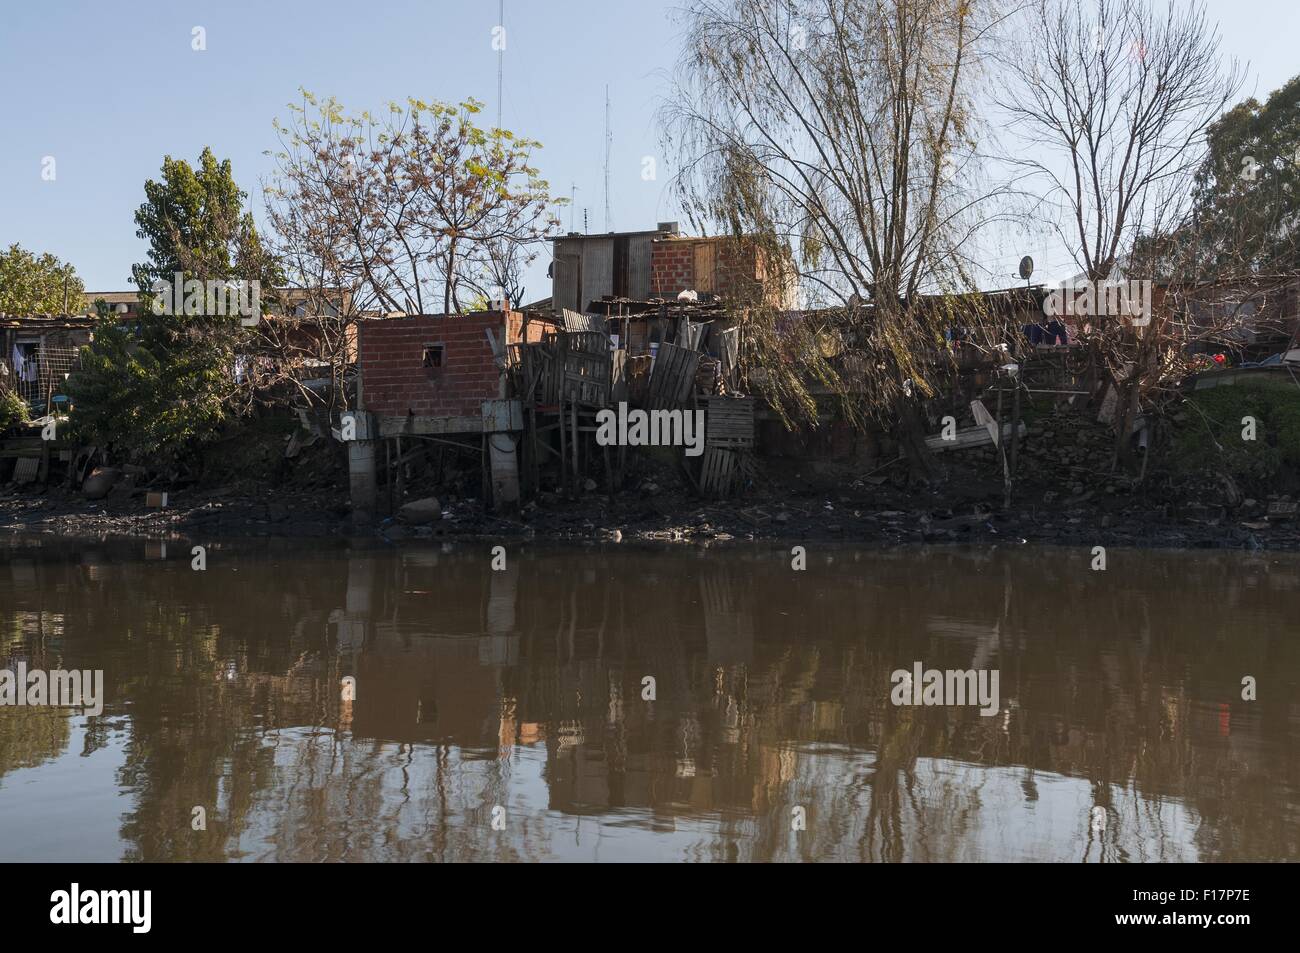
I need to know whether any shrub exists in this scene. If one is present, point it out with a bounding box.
[0,388,29,431]
[1171,380,1300,486]
[65,315,235,467]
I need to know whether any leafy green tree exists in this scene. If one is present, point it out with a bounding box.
[131,146,281,296]
[1169,75,1300,277]
[0,243,86,314]
[68,148,280,466]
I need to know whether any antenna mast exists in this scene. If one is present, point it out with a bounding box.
[604,85,612,232]
[496,0,504,129]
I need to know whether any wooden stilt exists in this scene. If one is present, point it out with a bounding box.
[570,401,579,494]
[395,435,404,504]
[558,398,567,498]
[1009,379,1022,477]
[995,378,1009,508]
[529,406,539,495]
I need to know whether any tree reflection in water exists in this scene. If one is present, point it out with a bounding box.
[0,537,1295,862]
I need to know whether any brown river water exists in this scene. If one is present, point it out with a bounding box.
[0,535,1296,862]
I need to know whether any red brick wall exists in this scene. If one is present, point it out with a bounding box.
[506,310,547,345]
[716,241,764,301]
[650,237,767,303]
[359,312,509,418]
[651,240,696,297]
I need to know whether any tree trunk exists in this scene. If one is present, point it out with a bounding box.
[892,393,939,484]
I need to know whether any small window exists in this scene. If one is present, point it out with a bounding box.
[422,343,445,369]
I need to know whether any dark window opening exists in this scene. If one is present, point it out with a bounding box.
[613,235,630,298]
[422,343,445,369]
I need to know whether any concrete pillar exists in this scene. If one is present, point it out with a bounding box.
[487,433,520,510]
[348,441,377,526]
[343,410,378,528]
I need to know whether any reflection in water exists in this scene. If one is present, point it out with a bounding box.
[0,536,1297,862]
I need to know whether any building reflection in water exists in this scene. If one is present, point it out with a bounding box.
[0,535,1297,862]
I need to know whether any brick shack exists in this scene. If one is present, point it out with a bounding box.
[348,308,542,522]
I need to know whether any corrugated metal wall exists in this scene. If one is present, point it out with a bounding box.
[580,237,614,307]
[553,239,581,313]
[628,234,652,300]
[553,233,657,311]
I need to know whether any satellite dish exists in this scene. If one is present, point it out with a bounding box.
[1018,256,1034,280]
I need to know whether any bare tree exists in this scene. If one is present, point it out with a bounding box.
[1000,0,1241,284]
[664,0,1010,479]
[997,0,1243,463]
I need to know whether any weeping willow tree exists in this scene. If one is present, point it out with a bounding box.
[663,0,1007,479]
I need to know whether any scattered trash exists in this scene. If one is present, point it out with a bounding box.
[81,467,120,501]
[398,496,442,525]
[1266,501,1297,521]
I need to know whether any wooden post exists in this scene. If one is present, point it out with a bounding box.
[570,400,579,494]
[994,382,1005,456]
[385,438,393,514]
[395,435,404,504]
[558,398,567,497]
[529,406,539,495]
[1009,378,1022,478]
[995,376,1010,509]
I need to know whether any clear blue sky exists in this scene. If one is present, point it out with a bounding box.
[2,0,1296,299]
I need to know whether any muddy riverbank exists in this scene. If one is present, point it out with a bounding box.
[4,392,1296,549]
[2,474,1296,551]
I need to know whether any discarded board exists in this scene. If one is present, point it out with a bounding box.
[646,342,700,410]
[716,326,740,388]
[926,421,1025,452]
[699,446,739,498]
[680,318,710,351]
[970,399,1000,445]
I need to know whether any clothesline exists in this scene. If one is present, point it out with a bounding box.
[10,344,39,383]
